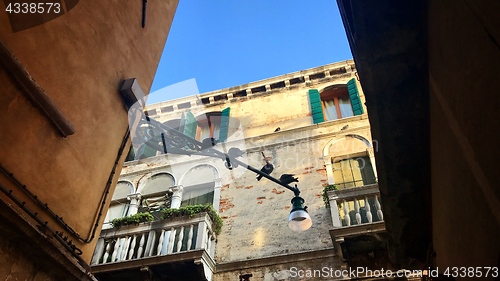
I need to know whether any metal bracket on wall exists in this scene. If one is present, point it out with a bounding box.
[142,0,147,28]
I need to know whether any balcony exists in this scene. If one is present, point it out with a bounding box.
[327,184,388,267]
[91,213,216,281]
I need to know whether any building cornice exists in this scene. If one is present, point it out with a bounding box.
[145,60,355,116]
[215,248,337,273]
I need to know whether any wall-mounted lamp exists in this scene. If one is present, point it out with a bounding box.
[288,195,312,232]
[122,79,312,232]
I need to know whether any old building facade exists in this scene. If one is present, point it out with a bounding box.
[91,60,389,281]
[0,2,178,280]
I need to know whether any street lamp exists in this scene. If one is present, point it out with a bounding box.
[132,116,312,231]
[288,195,312,232]
[122,79,312,231]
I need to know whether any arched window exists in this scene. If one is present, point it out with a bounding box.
[163,119,181,131]
[104,181,134,228]
[324,135,377,189]
[180,165,219,207]
[196,112,222,141]
[321,85,354,121]
[139,173,175,212]
[179,108,232,143]
[308,78,364,124]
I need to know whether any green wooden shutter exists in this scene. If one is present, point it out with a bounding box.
[182,110,197,139]
[347,78,364,115]
[218,107,231,142]
[308,89,325,124]
[137,143,157,159]
[178,112,186,133]
[125,147,135,161]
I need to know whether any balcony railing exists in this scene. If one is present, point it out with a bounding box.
[327,184,385,240]
[91,213,216,266]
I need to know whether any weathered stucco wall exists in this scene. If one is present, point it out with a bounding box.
[215,122,373,263]
[0,0,178,264]
[116,61,375,276]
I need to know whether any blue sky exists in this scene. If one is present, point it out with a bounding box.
[147,1,352,104]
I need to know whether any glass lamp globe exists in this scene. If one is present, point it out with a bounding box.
[288,196,312,232]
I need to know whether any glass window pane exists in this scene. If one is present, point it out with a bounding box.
[104,204,128,224]
[181,182,215,206]
[358,157,377,185]
[332,161,344,188]
[341,159,355,184]
[333,157,373,188]
[350,158,363,186]
[324,100,338,120]
[339,96,354,118]
[199,125,211,141]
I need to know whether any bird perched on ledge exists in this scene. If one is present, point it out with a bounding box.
[280,174,299,185]
[256,152,274,181]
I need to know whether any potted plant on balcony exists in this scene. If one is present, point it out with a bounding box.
[322,184,338,208]
[110,212,154,228]
[161,204,223,235]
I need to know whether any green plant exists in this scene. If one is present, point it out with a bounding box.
[111,212,154,228]
[322,184,338,208]
[162,204,223,235]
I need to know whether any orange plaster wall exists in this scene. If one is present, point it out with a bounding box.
[0,0,178,261]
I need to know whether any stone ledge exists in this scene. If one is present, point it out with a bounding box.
[216,248,337,273]
[330,221,386,242]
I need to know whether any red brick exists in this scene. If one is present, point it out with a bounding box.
[219,198,234,212]
[271,188,285,195]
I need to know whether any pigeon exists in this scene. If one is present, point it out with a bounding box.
[256,162,274,181]
[280,174,299,185]
[256,153,274,181]
[341,124,349,130]
[274,127,281,132]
